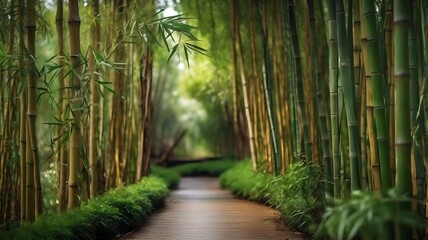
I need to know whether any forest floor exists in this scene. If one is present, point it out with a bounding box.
[121,177,305,240]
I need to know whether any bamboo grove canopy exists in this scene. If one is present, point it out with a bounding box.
[1,0,428,239]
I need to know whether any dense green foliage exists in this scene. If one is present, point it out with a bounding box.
[317,191,424,240]
[219,160,325,235]
[0,177,168,240]
[219,160,270,201]
[170,159,236,176]
[151,158,235,188]
[151,164,181,189]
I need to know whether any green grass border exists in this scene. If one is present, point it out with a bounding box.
[219,160,324,237]
[0,176,169,240]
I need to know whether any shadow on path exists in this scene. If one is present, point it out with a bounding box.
[121,177,304,240]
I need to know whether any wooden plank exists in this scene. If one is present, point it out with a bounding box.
[121,177,305,240]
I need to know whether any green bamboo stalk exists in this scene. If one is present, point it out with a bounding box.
[68,0,83,209]
[256,1,280,174]
[288,0,312,163]
[26,0,38,221]
[354,0,369,190]
[233,0,257,170]
[89,0,100,199]
[421,0,428,223]
[308,0,332,195]
[360,0,381,191]
[363,0,392,191]
[393,0,412,238]
[409,1,425,238]
[18,0,26,222]
[335,0,361,191]
[55,0,68,212]
[327,0,341,198]
[385,1,396,185]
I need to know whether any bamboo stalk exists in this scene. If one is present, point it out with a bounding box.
[393,0,413,238]
[408,1,425,238]
[16,0,27,221]
[363,0,392,191]
[308,0,333,195]
[288,0,312,163]
[89,0,100,198]
[26,0,38,221]
[327,0,341,198]
[233,0,257,170]
[335,0,361,191]
[67,0,83,209]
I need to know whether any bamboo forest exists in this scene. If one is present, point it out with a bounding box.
[1,0,428,239]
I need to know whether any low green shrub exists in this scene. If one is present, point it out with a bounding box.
[171,158,236,177]
[269,162,325,234]
[316,190,425,240]
[220,160,324,236]
[0,176,168,240]
[151,164,181,188]
[219,160,271,201]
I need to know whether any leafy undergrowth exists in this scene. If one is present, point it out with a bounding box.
[170,158,236,176]
[0,176,168,240]
[219,160,324,237]
[316,190,425,240]
[151,164,181,189]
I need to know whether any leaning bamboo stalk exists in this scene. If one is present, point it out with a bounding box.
[288,0,312,163]
[233,0,257,170]
[255,1,280,174]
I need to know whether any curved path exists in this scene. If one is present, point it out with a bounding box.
[121,177,304,240]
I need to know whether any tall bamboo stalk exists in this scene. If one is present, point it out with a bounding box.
[233,0,257,170]
[308,0,332,195]
[26,0,38,221]
[256,1,279,174]
[385,1,396,184]
[335,0,361,191]
[89,0,100,198]
[136,47,153,181]
[327,0,341,198]
[55,0,68,212]
[231,1,242,160]
[408,1,425,237]
[67,0,83,209]
[363,0,392,191]
[248,0,263,168]
[288,0,312,163]
[393,0,412,238]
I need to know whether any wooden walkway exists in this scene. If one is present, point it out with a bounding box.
[121,177,304,240]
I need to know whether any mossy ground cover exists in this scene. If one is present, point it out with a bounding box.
[0,176,169,240]
[219,160,324,236]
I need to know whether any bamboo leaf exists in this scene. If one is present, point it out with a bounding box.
[184,45,190,67]
[167,44,179,63]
